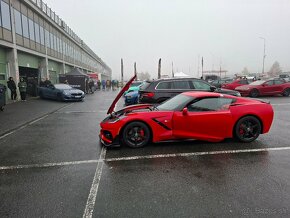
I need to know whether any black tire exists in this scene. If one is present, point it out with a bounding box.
[0,106,4,111]
[282,88,290,97]
[39,91,44,99]
[250,89,259,98]
[57,93,63,102]
[122,121,151,148]
[234,116,261,142]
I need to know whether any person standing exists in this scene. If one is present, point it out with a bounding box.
[18,78,27,101]
[7,77,17,101]
[101,80,106,90]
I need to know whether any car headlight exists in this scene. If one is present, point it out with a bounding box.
[236,92,241,97]
[63,90,70,95]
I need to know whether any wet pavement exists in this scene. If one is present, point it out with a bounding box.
[0,91,290,217]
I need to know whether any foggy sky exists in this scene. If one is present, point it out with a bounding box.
[44,0,290,79]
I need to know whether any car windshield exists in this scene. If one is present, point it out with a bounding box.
[130,82,142,87]
[139,81,151,90]
[249,80,265,85]
[54,84,72,89]
[157,94,192,111]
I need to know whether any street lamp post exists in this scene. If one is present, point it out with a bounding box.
[259,37,266,74]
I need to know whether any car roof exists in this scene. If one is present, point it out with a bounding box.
[146,77,200,83]
[182,91,233,98]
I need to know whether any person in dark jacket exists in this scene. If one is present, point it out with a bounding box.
[18,77,27,101]
[7,77,17,101]
[43,78,52,87]
[89,79,95,93]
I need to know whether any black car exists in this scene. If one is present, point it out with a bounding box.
[139,78,241,104]
[38,84,85,101]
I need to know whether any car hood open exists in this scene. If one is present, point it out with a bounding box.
[107,75,137,114]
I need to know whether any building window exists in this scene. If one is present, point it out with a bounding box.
[42,3,47,13]
[14,9,22,35]
[34,23,40,43]
[1,1,11,30]
[28,19,35,41]
[40,25,45,45]
[37,0,42,8]
[59,39,63,54]
[53,35,56,51]
[21,14,29,38]
[50,32,54,50]
[45,29,50,48]
[56,37,59,52]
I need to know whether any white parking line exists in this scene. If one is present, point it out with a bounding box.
[29,115,49,125]
[55,111,98,114]
[0,130,15,140]
[1,147,290,171]
[83,147,107,218]
[0,159,100,170]
[271,103,290,106]
[105,146,290,162]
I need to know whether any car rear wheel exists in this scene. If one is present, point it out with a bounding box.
[234,116,261,142]
[57,93,63,102]
[122,121,150,148]
[39,91,44,99]
[250,89,259,98]
[282,88,290,97]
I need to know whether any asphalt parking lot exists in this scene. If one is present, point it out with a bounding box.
[0,91,290,218]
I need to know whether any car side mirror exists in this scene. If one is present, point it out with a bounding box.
[210,86,217,92]
[182,107,188,115]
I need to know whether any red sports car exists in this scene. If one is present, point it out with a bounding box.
[99,75,274,148]
[221,79,250,90]
[235,78,290,97]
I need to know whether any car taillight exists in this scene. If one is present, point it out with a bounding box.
[142,92,154,98]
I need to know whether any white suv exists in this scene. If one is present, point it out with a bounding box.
[279,74,290,82]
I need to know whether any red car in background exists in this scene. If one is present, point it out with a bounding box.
[221,79,250,90]
[235,78,290,97]
[99,75,274,148]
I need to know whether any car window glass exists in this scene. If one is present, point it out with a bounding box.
[187,97,234,112]
[54,84,72,89]
[265,80,274,86]
[157,94,192,111]
[156,81,171,89]
[239,80,248,84]
[191,81,211,90]
[274,79,284,85]
[130,82,142,87]
[172,81,190,89]
[139,81,151,90]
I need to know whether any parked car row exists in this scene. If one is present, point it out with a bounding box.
[124,77,241,105]
[124,77,290,106]
[235,78,290,97]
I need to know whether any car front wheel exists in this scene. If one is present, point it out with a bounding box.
[234,116,261,142]
[250,89,259,98]
[282,88,290,97]
[122,121,151,148]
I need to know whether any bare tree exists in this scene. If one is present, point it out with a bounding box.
[137,72,151,81]
[268,61,282,77]
[241,67,249,75]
